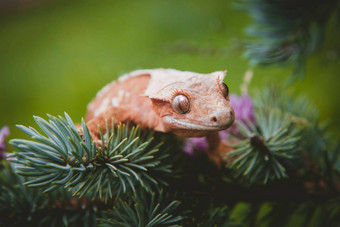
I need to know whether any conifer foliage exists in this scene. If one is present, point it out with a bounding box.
[1,86,339,226]
[9,114,172,202]
[1,0,340,225]
[240,0,339,79]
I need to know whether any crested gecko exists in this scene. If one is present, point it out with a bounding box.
[85,69,235,164]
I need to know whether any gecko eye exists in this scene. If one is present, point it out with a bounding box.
[219,81,229,99]
[172,94,190,114]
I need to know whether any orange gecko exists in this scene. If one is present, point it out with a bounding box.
[85,69,235,163]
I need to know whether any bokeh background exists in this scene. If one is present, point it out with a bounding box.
[0,0,339,138]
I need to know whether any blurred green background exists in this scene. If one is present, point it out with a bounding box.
[0,0,339,138]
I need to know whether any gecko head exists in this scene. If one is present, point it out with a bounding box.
[147,69,235,137]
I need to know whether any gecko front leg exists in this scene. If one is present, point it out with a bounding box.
[206,132,232,166]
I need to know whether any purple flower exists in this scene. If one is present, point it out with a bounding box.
[0,126,10,160]
[228,94,255,134]
[183,137,208,156]
[183,94,256,155]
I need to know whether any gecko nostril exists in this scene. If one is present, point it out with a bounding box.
[211,116,217,122]
[230,110,233,116]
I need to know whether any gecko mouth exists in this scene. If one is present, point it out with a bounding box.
[163,116,232,131]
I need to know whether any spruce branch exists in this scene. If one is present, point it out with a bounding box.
[256,85,318,122]
[300,124,340,193]
[0,162,100,226]
[225,108,302,185]
[257,86,340,186]
[239,0,338,79]
[98,190,183,227]
[257,198,340,226]
[8,113,172,202]
[211,199,340,227]
[192,205,237,227]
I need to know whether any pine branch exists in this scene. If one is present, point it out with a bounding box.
[255,85,318,122]
[229,108,302,184]
[255,86,340,189]
[239,0,338,79]
[299,125,340,194]
[98,190,183,227]
[225,107,302,185]
[8,113,172,202]
[0,162,101,226]
[193,205,236,227]
[222,85,335,185]
[234,198,340,227]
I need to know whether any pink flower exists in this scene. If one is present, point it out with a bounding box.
[228,94,255,134]
[0,126,10,160]
[183,137,207,156]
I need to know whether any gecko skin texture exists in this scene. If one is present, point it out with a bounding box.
[86,69,235,162]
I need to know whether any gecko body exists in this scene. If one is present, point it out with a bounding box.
[86,69,235,162]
